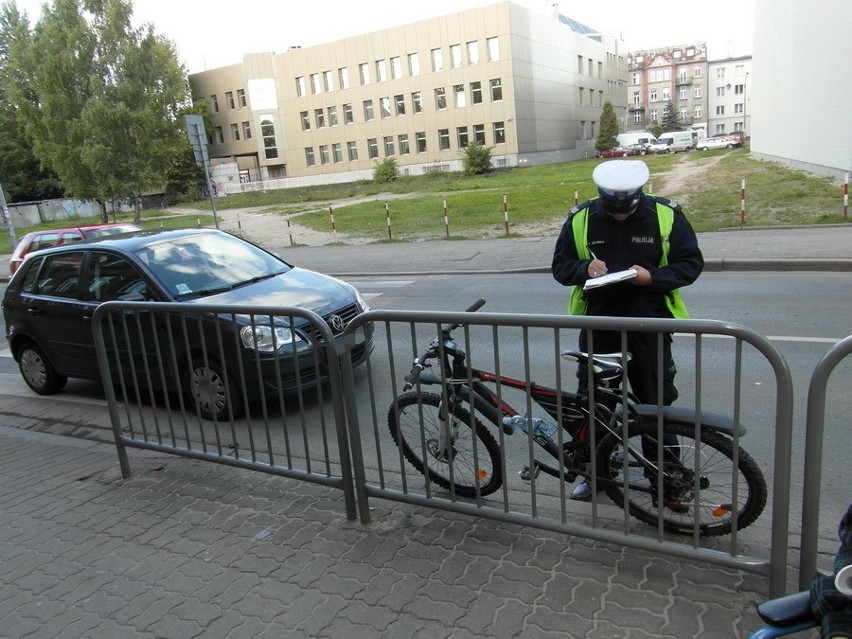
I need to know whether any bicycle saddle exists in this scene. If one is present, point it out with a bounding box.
[561,350,630,379]
[755,590,814,628]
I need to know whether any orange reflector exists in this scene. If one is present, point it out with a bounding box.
[712,506,731,517]
[477,470,489,480]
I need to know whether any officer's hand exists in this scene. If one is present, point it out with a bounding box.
[630,265,652,285]
[587,259,608,278]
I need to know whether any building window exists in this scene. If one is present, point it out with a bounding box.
[328,106,338,126]
[694,86,702,98]
[471,81,482,104]
[408,52,420,76]
[237,89,246,107]
[467,41,479,64]
[363,100,374,121]
[380,96,391,118]
[319,145,330,165]
[632,91,640,106]
[315,108,325,128]
[395,94,406,116]
[411,91,422,113]
[650,110,658,122]
[694,66,702,77]
[493,121,505,144]
[679,88,687,100]
[694,107,702,118]
[680,108,688,121]
[716,105,725,115]
[716,68,725,78]
[735,83,744,95]
[305,147,315,166]
[734,102,744,114]
[300,111,310,131]
[367,138,378,159]
[435,87,447,110]
[310,73,321,94]
[398,134,409,155]
[390,56,401,79]
[376,59,387,82]
[633,112,643,124]
[338,67,350,89]
[347,141,358,161]
[215,126,224,144]
[734,121,744,131]
[578,55,584,74]
[343,103,354,124]
[323,70,334,92]
[431,48,443,72]
[242,121,252,139]
[295,77,305,97]
[415,132,426,153]
[210,94,219,112]
[715,124,726,134]
[261,116,277,159]
[632,72,641,85]
[450,44,462,68]
[332,143,343,163]
[473,123,485,145]
[487,37,499,61]
[457,126,469,148]
[453,84,466,108]
[231,123,240,141]
[717,86,726,97]
[662,87,670,101]
[359,63,370,85]
[383,136,394,156]
[438,129,450,150]
[226,91,235,109]
[649,89,657,102]
[490,79,502,101]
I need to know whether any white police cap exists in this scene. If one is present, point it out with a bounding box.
[592,160,650,196]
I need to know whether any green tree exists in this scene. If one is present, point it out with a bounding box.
[373,157,399,183]
[660,100,684,132]
[2,0,189,222]
[0,2,63,202]
[460,142,493,174]
[595,101,620,151]
[649,123,664,139]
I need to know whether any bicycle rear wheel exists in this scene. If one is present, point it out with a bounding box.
[387,391,503,497]
[596,421,767,536]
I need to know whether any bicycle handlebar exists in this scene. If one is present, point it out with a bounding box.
[403,298,487,390]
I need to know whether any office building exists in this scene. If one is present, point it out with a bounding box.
[188,1,627,193]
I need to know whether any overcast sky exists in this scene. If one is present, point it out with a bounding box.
[12,0,755,73]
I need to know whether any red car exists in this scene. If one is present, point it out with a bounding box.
[8,223,142,275]
[596,146,635,159]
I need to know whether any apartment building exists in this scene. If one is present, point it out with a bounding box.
[706,56,752,137]
[625,44,709,140]
[188,1,626,192]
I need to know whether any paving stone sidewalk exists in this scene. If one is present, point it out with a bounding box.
[0,424,786,639]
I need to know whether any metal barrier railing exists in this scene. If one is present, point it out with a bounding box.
[92,301,357,520]
[341,309,795,597]
[798,335,852,589]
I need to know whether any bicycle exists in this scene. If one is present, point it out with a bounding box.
[386,299,768,537]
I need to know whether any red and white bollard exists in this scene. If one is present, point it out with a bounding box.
[385,202,392,240]
[328,206,338,242]
[503,194,509,234]
[843,173,849,219]
[740,178,746,225]
[443,199,449,237]
[574,189,579,207]
[286,214,295,246]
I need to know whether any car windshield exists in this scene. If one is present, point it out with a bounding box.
[136,233,290,299]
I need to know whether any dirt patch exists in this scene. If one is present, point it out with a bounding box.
[652,153,729,208]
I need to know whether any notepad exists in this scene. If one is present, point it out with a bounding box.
[583,268,638,290]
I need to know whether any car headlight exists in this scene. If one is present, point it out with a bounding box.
[240,325,303,352]
[354,288,371,313]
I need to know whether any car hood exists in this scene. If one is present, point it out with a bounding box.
[184,267,357,316]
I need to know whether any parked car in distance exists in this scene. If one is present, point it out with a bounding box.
[725,133,745,147]
[596,146,635,158]
[2,228,374,420]
[696,136,737,151]
[8,223,142,275]
[649,132,694,154]
[626,143,652,156]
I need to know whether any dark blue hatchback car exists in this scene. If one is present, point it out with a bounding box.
[1,228,373,420]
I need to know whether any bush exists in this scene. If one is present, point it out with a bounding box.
[373,158,399,183]
[461,143,493,175]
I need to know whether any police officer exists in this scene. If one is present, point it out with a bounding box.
[551,160,704,501]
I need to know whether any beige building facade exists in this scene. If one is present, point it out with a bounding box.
[188,1,626,192]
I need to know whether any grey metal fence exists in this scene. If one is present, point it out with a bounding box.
[798,335,852,589]
[340,308,795,597]
[91,301,357,519]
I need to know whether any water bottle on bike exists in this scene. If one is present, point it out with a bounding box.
[503,415,558,439]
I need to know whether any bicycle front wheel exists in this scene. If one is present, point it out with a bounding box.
[387,391,503,497]
[596,421,767,536]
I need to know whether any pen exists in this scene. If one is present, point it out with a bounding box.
[587,245,598,261]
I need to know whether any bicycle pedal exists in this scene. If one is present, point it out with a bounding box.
[519,465,541,481]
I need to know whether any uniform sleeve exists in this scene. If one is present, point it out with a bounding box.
[645,208,704,293]
[551,211,592,287]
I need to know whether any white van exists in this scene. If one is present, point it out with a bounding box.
[649,132,694,154]
[616,131,658,148]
